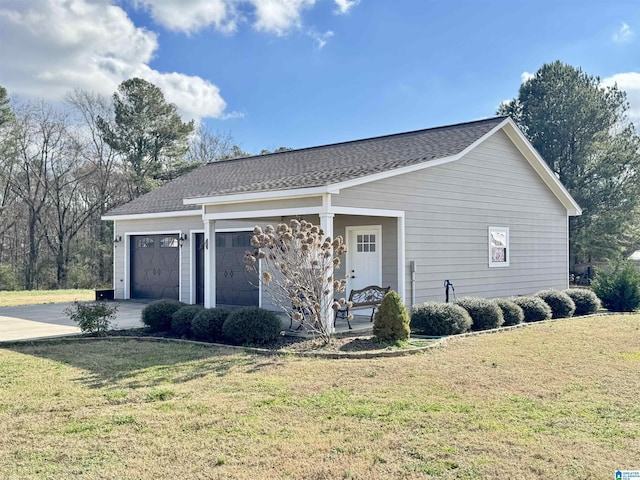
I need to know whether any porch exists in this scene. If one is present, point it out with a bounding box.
[278,313,374,337]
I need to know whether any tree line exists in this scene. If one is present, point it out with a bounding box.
[1,62,639,291]
[499,61,640,274]
[0,78,256,290]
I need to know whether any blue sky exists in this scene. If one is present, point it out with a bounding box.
[1,0,638,153]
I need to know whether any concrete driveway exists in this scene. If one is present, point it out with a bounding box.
[0,301,147,343]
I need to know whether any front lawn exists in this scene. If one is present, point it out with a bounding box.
[1,315,639,479]
[0,289,94,307]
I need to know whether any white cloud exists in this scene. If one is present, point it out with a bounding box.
[133,0,238,34]
[249,0,315,36]
[613,22,634,43]
[521,71,535,83]
[0,0,226,120]
[0,0,361,117]
[602,72,640,128]
[308,29,334,49]
[334,0,358,14]
[132,0,360,36]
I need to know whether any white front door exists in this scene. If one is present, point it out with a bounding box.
[346,226,382,293]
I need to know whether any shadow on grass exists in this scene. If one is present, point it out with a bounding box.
[3,336,268,390]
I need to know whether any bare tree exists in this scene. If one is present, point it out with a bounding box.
[66,89,123,285]
[244,220,348,343]
[8,101,63,288]
[186,124,235,164]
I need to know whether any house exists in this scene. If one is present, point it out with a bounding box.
[103,116,581,324]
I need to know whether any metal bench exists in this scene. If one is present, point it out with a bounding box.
[334,285,391,329]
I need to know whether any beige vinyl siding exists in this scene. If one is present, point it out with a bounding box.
[204,196,321,215]
[333,130,569,303]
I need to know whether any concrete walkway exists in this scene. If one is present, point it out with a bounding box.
[0,301,147,343]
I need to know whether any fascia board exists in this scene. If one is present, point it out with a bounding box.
[102,210,202,221]
[183,186,335,206]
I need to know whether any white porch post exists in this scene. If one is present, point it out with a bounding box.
[204,219,216,308]
[319,212,335,334]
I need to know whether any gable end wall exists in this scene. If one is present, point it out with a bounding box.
[333,130,570,303]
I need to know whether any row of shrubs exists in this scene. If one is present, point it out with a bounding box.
[141,300,282,345]
[410,288,601,337]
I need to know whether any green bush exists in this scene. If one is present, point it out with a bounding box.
[535,290,576,319]
[592,259,640,312]
[191,308,231,342]
[410,301,472,336]
[222,307,282,345]
[0,263,20,291]
[373,291,410,342]
[563,288,601,316]
[141,299,186,332]
[64,301,118,336]
[171,305,203,337]
[494,298,524,326]
[510,296,552,322]
[455,297,504,331]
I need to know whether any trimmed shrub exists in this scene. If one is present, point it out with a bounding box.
[563,288,601,316]
[510,296,552,322]
[222,307,282,345]
[373,291,410,342]
[171,305,203,337]
[141,299,186,332]
[410,301,472,336]
[64,301,118,336]
[455,297,504,331]
[191,308,232,342]
[535,290,576,319]
[592,259,640,312]
[494,298,524,326]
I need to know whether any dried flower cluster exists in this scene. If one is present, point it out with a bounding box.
[244,219,348,342]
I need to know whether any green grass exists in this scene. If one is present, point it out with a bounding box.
[0,289,94,307]
[0,315,639,479]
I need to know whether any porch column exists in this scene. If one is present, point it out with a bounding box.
[319,213,335,334]
[204,219,216,308]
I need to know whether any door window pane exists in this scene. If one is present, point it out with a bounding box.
[136,237,154,248]
[356,233,376,253]
[160,236,178,248]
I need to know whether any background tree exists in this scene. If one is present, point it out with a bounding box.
[66,89,124,286]
[7,101,68,288]
[185,124,235,164]
[97,78,195,199]
[498,61,640,269]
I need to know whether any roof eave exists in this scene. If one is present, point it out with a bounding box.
[183,185,338,206]
[102,209,202,221]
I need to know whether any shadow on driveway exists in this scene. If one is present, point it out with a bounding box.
[0,300,148,342]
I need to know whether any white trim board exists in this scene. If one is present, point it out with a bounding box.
[103,210,201,221]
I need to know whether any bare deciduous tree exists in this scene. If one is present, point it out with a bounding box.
[244,220,348,343]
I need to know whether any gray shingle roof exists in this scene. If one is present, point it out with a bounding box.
[105,116,507,216]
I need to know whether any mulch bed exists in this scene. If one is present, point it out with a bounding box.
[105,328,412,353]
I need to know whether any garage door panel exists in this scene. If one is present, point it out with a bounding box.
[215,232,258,307]
[131,234,179,300]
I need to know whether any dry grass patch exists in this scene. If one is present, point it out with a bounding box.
[0,315,639,479]
[0,289,94,307]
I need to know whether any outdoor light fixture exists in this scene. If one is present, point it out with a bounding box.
[179,233,188,247]
[114,235,122,244]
